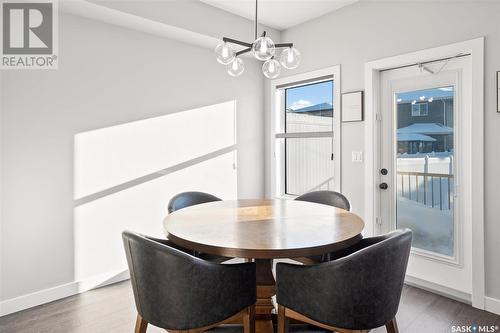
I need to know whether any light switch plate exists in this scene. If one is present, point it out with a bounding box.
[352,151,363,163]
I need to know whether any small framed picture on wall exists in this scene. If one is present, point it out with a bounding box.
[342,91,364,122]
[497,71,500,112]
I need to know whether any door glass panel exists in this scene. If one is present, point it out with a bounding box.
[395,86,454,257]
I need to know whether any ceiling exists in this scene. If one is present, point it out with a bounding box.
[199,0,359,30]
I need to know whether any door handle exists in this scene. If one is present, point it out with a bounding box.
[379,183,388,190]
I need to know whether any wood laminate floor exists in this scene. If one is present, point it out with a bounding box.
[1,281,499,333]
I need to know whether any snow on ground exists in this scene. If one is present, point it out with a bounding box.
[397,197,453,257]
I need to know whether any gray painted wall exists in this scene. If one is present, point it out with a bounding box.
[88,0,281,44]
[279,0,500,298]
[0,11,268,301]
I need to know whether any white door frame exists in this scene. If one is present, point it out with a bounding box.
[363,38,485,308]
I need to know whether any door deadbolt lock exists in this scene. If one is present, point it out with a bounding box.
[380,168,388,175]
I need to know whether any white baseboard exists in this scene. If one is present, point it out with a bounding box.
[405,275,500,316]
[0,269,130,317]
[485,296,500,315]
[405,275,471,304]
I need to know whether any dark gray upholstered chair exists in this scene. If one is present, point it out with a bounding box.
[294,190,351,211]
[276,229,412,333]
[168,191,222,214]
[167,191,229,263]
[294,190,352,263]
[123,231,256,333]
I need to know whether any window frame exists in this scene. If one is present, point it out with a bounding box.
[411,102,429,116]
[268,66,341,199]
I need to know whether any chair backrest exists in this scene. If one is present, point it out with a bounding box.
[122,231,256,330]
[168,191,222,213]
[295,190,351,211]
[276,229,412,330]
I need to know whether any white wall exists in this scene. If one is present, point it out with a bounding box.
[88,0,281,44]
[278,0,500,299]
[0,9,269,308]
[73,101,239,282]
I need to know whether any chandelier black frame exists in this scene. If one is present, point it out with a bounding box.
[215,0,300,78]
[222,0,294,57]
[223,35,294,58]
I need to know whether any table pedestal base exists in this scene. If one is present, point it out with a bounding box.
[255,259,276,333]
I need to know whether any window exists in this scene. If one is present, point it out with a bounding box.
[273,72,339,197]
[284,81,333,195]
[411,102,428,116]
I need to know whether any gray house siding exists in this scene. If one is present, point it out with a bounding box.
[397,98,454,153]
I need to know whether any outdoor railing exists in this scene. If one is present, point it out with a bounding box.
[397,171,454,210]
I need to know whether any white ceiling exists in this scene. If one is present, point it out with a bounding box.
[199,0,359,30]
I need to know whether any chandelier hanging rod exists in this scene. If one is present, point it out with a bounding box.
[222,0,294,58]
[254,0,258,39]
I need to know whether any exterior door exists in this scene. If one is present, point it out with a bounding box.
[379,56,473,296]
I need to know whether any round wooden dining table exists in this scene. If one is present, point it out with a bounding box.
[163,199,364,333]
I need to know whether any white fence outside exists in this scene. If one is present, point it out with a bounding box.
[285,113,334,195]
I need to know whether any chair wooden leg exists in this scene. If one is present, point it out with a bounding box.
[277,305,289,333]
[243,304,256,333]
[385,318,399,333]
[135,314,148,333]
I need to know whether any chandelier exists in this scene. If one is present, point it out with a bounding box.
[214,0,301,78]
